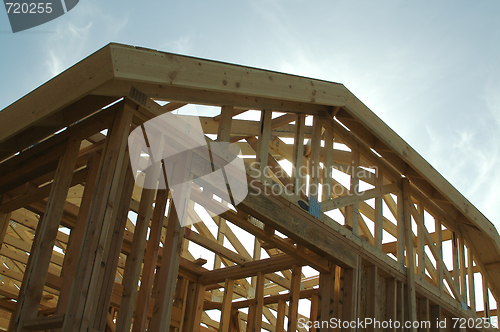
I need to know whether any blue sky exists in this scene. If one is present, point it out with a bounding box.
[1,0,500,229]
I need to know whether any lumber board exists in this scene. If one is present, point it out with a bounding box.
[345,90,500,273]
[109,44,346,109]
[132,188,169,332]
[61,104,133,332]
[9,136,81,332]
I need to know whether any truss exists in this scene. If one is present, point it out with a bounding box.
[0,43,499,332]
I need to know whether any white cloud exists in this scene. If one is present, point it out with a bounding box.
[160,36,193,55]
[44,20,93,77]
[42,1,129,78]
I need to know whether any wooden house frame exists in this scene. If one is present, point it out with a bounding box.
[0,43,499,331]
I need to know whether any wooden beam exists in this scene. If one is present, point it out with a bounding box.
[93,158,136,331]
[342,265,358,332]
[345,144,360,234]
[217,105,234,142]
[0,209,11,250]
[436,218,444,294]
[220,278,235,332]
[322,118,334,203]
[185,228,249,266]
[397,281,404,328]
[292,114,306,197]
[213,207,330,273]
[483,275,490,321]
[236,182,357,269]
[386,278,397,332]
[61,104,133,332]
[417,204,426,279]
[459,234,467,306]
[467,240,476,312]
[182,282,206,332]
[275,299,286,332]
[453,231,460,293]
[246,271,265,332]
[22,314,64,330]
[366,265,377,332]
[115,157,163,331]
[374,169,383,250]
[318,271,333,329]
[345,89,500,276]
[204,288,319,311]
[430,305,441,332]
[148,202,184,332]
[255,110,272,186]
[309,116,322,202]
[132,189,169,332]
[309,293,319,332]
[333,266,341,324]
[9,136,81,332]
[287,265,302,332]
[108,44,344,111]
[55,151,101,316]
[419,297,430,332]
[403,179,417,332]
[397,188,405,267]
[321,183,398,212]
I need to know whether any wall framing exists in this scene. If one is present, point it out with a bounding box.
[0,43,498,332]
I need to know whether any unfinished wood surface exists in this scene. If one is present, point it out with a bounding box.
[403,179,417,331]
[9,136,81,332]
[148,203,183,332]
[0,43,499,332]
[219,278,235,332]
[132,188,169,332]
[62,104,133,332]
[115,159,162,331]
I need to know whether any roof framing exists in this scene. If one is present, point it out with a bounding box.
[1,43,497,254]
[0,43,499,331]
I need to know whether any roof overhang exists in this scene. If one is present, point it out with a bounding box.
[1,42,499,289]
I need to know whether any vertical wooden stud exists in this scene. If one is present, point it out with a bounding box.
[275,299,286,332]
[342,261,358,332]
[288,265,302,332]
[403,179,417,331]
[62,104,133,332]
[10,136,81,332]
[430,305,441,332]
[220,278,235,332]
[56,151,101,315]
[217,106,234,142]
[467,242,475,312]
[132,188,169,332]
[374,169,383,250]
[322,120,334,203]
[345,144,360,235]
[255,110,272,186]
[366,265,377,332]
[292,114,306,197]
[247,271,265,332]
[420,297,430,332]
[310,294,319,332]
[386,278,397,332]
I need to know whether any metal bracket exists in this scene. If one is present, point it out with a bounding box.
[308,196,321,218]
